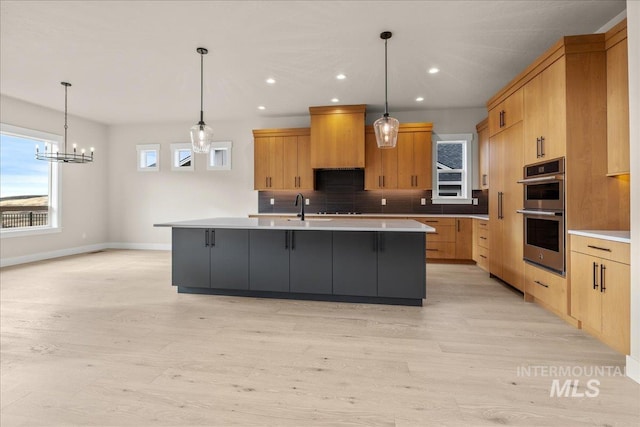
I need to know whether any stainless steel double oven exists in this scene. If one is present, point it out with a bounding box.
[517,157,565,274]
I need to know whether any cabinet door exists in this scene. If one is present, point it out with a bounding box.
[489,132,505,278]
[249,230,290,292]
[254,137,271,190]
[364,132,384,190]
[523,73,543,164]
[503,88,523,129]
[478,125,490,189]
[268,136,284,189]
[397,132,415,189]
[540,59,566,160]
[600,260,630,354]
[570,251,602,333]
[210,229,249,290]
[332,231,377,296]
[454,218,473,260]
[283,136,299,190]
[378,232,426,299]
[607,38,630,175]
[296,135,314,190]
[289,231,333,294]
[172,228,210,288]
[412,131,432,189]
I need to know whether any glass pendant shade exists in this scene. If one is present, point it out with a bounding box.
[373,115,399,149]
[190,122,213,153]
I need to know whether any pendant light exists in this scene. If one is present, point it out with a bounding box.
[373,31,400,149]
[35,82,94,163]
[190,47,213,153]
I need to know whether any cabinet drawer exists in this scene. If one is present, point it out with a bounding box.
[525,263,567,313]
[426,241,456,259]
[477,228,489,249]
[476,246,489,271]
[427,225,456,242]
[419,217,456,227]
[571,235,630,264]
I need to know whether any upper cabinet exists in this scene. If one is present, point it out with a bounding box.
[475,118,489,189]
[605,19,629,176]
[309,105,366,169]
[253,128,313,191]
[488,88,523,137]
[364,123,433,190]
[523,58,567,164]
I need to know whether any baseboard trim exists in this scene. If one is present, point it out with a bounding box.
[0,242,171,267]
[626,355,640,384]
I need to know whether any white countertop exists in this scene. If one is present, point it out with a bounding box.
[568,230,630,244]
[155,217,436,233]
[251,213,490,221]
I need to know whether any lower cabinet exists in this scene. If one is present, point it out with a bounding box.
[249,230,290,292]
[172,228,249,290]
[570,235,630,355]
[415,217,472,261]
[333,232,378,296]
[524,263,567,315]
[377,232,426,299]
[472,219,489,272]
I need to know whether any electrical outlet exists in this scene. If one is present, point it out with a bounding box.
[305,198,310,205]
[472,198,478,205]
[270,198,275,205]
[381,198,386,206]
[420,198,426,205]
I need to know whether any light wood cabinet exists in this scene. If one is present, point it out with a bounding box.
[309,105,365,169]
[476,118,489,189]
[605,19,629,176]
[364,128,398,190]
[253,128,312,191]
[472,219,489,272]
[417,217,472,261]
[488,88,523,137]
[283,133,313,190]
[489,121,524,291]
[570,235,630,354]
[524,263,567,315]
[523,58,567,164]
[364,123,433,190]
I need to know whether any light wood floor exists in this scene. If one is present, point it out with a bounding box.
[1,250,638,426]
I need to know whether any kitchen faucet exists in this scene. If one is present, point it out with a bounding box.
[294,193,305,221]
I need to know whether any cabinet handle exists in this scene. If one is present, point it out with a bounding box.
[480,236,487,240]
[592,262,598,290]
[426,248,439,252]
[205,229,209,247]
[379,233,385,252]
[497,192,503,219]
[482,174,487,186]
[540,136,545,157]
[291,231,295,250]
[373,233,378,252]
[533,280,549,288]
[457,219,460,232]
[536,137,541,158]
[587,245,612,252]
[424,220,439,223]
[265,177,269,188]
[382,176,385,187]
[480,254,487,259]
[378,176,382,187]
[284,231,289,249]
[211,229,215,247]
[600,264,606,293]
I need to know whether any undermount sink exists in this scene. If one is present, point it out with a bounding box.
[286,218,333,222]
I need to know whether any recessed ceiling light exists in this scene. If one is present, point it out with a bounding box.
[336,74,346,80]
[331,98,339,103]
[416,97,424,102]
[428,67,439,74]
[265,78,276,84]
[257,105,266,110]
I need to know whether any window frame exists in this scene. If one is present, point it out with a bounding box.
[0,123,61,238]
[207,141,232,171]
[136,144,160,172]
[432,133,473,204]
[170,143,194,172]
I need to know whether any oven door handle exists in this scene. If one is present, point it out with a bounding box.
[517,175,564,184]
[516,209,563,217]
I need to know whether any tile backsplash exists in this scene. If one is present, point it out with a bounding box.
[258,170,488,215]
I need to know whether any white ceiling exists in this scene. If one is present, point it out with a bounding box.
[0,1,626,125]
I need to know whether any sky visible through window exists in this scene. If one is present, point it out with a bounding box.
[0,133,49,198]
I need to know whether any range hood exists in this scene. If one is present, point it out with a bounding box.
[309,105,366,169]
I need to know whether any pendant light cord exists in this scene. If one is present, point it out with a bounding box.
[199,52,204,124]
[64,84,68,152]
[384,37,389,117]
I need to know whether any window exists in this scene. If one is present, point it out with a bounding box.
[0,123,60,235]
[170,143,193,171]
[207,141,232,171]
[432,133,472,204]
[136,144,160,172]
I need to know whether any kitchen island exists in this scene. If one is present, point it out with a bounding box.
[155,217,435,306]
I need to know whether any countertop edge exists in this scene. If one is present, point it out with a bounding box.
[568,230,631,244]
[249,213,490,220]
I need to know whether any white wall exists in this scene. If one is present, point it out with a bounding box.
[626,0,639,384]
[0,95,109,265]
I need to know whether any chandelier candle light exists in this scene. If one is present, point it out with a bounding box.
[373,31,400,149]
[35,82,94,163]
[190,47,213,154]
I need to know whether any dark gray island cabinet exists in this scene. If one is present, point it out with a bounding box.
[160,218,434,306]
